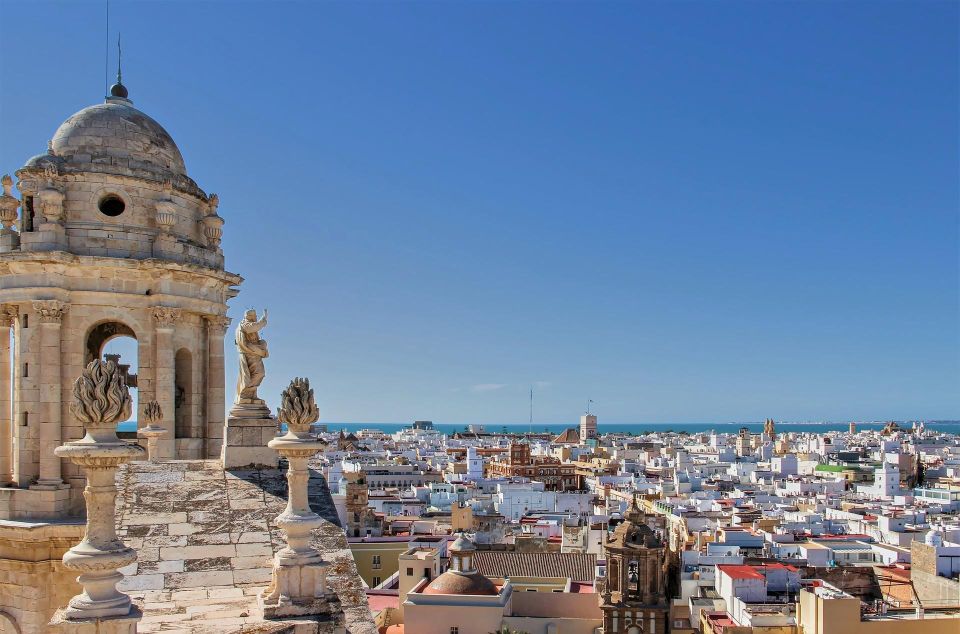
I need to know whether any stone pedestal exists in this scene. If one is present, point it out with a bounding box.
[137,401,166,463]
[221,400,279,469]
[54,360,145,625]
[50,605,142,634]
[138,425,165,463]
[259,378,340,622]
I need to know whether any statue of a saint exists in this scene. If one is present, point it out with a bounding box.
[235,308,269,404]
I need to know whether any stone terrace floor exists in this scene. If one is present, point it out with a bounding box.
[114,459,377,634]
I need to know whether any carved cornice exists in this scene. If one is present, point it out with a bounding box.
[204,314,231,336]
[152,306,182,329]
[32,300,68,324]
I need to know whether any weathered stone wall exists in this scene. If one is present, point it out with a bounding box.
[911,569,960,604]
[0,521,83,632]
[911,541,938,575]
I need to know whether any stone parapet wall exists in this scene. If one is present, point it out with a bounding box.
[0,521,84,632]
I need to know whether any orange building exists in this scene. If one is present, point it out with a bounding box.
[486,443,578,491]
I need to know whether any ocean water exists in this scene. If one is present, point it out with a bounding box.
[116,420,960,436]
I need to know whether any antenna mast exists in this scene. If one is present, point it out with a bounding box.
[529,386,533,434]
[104,0,109,96]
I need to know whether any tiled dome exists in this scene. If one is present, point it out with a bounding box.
[421,570,499,596]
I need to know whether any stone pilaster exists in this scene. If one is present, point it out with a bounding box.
[0,306,16,486]
[152,306,180,459]
[204,315,230,459]
[32,300,67,489]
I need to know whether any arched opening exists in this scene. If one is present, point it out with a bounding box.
[85,322,138,432]
[174,348,193,440]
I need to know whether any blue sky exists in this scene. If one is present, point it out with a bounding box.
[1,1,957,425]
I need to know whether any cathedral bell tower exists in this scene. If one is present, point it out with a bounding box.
[0,78,241,519]
[600,495,672,633]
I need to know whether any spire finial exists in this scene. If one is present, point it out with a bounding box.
[108,32,129,100]
[116,32,122,85]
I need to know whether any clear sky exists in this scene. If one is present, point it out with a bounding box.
[1,1,957,425]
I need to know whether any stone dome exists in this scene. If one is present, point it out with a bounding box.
[45,97,187,178]
[422,570,499,596]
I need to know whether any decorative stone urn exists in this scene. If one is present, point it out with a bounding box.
[154,199,177,234]
[201,213,224,248]
[137,401,166,463]
[54,360,146,621]
[259,377,342,622]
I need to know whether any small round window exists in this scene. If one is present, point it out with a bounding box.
[98,194,126,217]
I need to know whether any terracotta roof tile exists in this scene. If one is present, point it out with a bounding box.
[473,551,596,584]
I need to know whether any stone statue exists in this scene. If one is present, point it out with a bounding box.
[235,308,269,404]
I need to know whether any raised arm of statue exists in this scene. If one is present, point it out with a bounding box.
[241,311,268,334]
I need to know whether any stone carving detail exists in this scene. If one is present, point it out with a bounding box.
[200,193,224,248]
[32,300,68,324]
[260,377,340,620]
[0,175,18,232]
[155,199,177,234]
[152,306,182,328]
[234,309,268,404]
[138,400,167,463]
[202,214,224,248]
[0,305,18,328]
[54,360,145,619]
[70,360,132,426]
[205,314,231,336]
[38,185,65,224]
[276,377,319,433]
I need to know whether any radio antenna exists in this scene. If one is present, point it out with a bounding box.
[104,0,110,96]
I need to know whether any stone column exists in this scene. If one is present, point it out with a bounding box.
[204,315,230,459]
[52,359,144,630]
[0,305,16,485]
[152,306,180,459]
[32,299,67,488]
[260,378,341,622]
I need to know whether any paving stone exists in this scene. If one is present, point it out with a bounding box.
[114,459,376,633]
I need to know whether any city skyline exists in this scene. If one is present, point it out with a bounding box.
[1,1,957,424]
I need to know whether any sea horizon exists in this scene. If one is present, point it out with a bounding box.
[116,419,960,435]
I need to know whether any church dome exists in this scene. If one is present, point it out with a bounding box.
[421,533,498,596]
[43,97,187,179]
[422,570,499,596]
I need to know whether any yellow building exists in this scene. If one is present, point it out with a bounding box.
[452,502,473,532]
[349,538,411,587]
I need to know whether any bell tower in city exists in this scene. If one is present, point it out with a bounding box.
[600,495,672,633]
